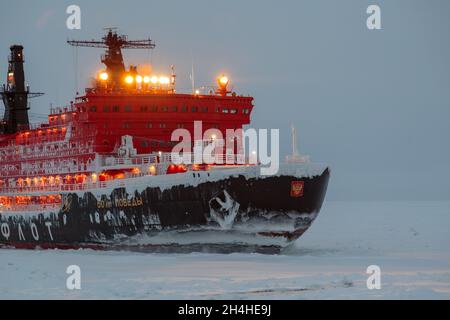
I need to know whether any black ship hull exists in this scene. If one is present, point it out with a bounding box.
[0,164,330,252]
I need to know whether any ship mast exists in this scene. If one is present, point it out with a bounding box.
[67,29,155,90]
[286,124,309,163]
[291,125,299,157]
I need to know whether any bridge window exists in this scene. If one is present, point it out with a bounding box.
[172,106,178,112]
[122,122,130,129]
[124,105,132,112]
[90,106,97,112]
[191,106,198,112]
[243,108,250,114]
[103,106,110,112]
[146,122,153,129]
[140,140,149,147]
[201,107,208,113]
[161,106,169,112]
[113,106,120,112]
[140,106,148,112]
[230,109,238,114]
[222,108,229,114]
[159,123,167,128]
[177,124,185,129]
[181,105,187,112]
[151,105,158,112]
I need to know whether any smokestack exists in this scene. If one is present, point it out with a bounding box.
[1,45,29,133]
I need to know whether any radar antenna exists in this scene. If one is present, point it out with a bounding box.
[67,29,155,88]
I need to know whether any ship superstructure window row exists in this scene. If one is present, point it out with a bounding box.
[93,104,249,114]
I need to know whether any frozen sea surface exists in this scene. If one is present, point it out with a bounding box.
[1,201,449,299]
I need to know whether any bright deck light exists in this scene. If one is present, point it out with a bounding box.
[159,76,170,85]
[125,75,134,84]
[218,75,229,86]
[150,76,158,84]
[99,72,108,81]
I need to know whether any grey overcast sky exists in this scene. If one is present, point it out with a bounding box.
[1,0,449,201]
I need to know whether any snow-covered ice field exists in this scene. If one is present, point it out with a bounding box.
[1,201,449,299]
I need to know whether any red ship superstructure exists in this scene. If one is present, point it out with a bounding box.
[0,30,253,210]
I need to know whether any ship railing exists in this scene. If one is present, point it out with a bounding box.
[20,148,94,160]
[102,155,158,167]
[0,185,62,194]
[0,168,95,179]
[0,203,61,213]
[16,122,60,131]
[27,123,47,130]
[0,153,253,195]
[0,182,110,194]
[17,122,71,133]
[1,144,94,163]
[0,161,96,178]
[209,153,247,164]
[159,152,248,165]
[134,152,251,167]
[50,105,77,115]
[59,182,109,191]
